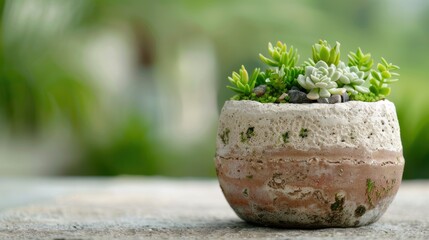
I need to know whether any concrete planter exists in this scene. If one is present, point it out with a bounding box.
[215,100,404,228]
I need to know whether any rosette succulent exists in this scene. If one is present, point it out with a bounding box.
[336,62,370,95]
[297,61,345,100]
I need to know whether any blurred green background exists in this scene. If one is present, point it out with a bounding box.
[0,0,428,178]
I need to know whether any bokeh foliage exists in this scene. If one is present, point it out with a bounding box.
[1,0,428,178]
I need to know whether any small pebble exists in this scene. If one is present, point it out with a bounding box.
[288,90,313,103]
[278,93,288,101]
[328,94,342,104]
[317,98,329,104]
[253,85,267,97]
[341,92,349,102]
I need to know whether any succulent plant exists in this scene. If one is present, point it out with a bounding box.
[283,66,305,90]
[336,62,370,95]
[226,40,400,103]
[259,41,299,68]
[297,61,345,100]
[369,58,400,97]
[227,65,260,95]
[348,48,373,78]
[311,40,341,66]
[264,66,287,93]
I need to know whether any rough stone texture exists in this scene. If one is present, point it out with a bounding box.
[215,100,404,227]
[216,100,402,154]
[0,178,428,239]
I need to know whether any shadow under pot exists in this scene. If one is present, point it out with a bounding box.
[215,100,404,228]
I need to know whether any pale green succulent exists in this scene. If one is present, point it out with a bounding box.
[336,62,370,95]
[227,65,260,95]
[259,41,298,68]
[297,61,345,100]
[311,40,341,66]
[369,57,400,97]
[348,48,373,77]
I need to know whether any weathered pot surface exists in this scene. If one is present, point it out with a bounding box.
[215,100,404,228]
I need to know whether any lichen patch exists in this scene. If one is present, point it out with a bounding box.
[355,205,366,217]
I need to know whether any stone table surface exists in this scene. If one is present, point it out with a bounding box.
[0,178,428,240]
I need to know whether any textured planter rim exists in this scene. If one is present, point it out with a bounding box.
[215,100,404,228]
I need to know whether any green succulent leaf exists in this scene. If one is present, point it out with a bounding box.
[311,40,341,66]
[259,41,299,68]
[348,47,373,78]
[259,54,278,67]
[369,85,379,95]
[329,47,337,64]
[240,65,248,83]
[391,64,400,70]
[381,71,391,79]
[371,70,381,81]
[381,57,389,67]
[385,78,399,83]
[354,85,370,94]
[304,58,316,67]
[226,65,261,96]
[320,46,330,62]
[249,68,260,89]
[377,63,387,72]
[226,85,244,94]
[367,57,400,98]
[379,87,391,96]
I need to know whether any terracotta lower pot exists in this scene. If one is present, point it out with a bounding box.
[215,100,404,228]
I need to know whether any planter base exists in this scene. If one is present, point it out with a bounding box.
[216,153,403,228]
[215,100,404,228]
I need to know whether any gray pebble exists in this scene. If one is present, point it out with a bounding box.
[288,90,313,103]
[253,85,267,97]
[341,92,349,102]
[328,94,342,104]
[317,97,329,104]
